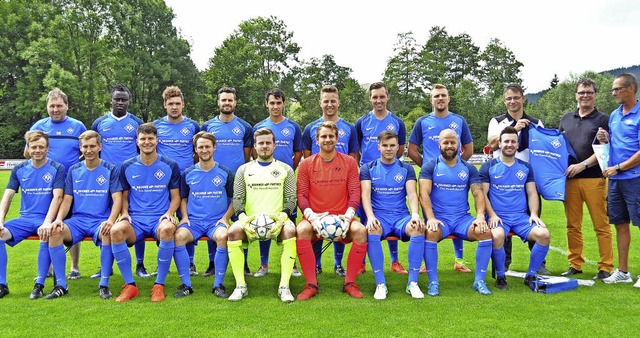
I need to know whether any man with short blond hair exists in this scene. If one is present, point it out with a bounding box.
[0,131,65,299]
[48,130,123,299]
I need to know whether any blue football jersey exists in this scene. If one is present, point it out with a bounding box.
[528,125,575,201]
[419,156,479,216]
[253,117,302,168]
[91,113,144,167]
[608,101,640,180]
[153,116,200,173]
[120,155,180,216]
[65,160,122,219]
[6,159,65,217]
[201,116,253,173]
[30,116,87,172]
[360,159,416,216]
[355,111,406,166]
[409,112,473,161]
[302,118,359,156]
[479,158,534,214]
[180,162,234,222]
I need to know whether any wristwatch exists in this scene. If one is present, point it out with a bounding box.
[582,161,589,168]
[615,164,623,173]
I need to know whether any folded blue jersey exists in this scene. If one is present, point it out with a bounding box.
[530,276,579,294]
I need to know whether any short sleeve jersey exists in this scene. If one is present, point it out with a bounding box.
[360,158,416,216]
[91,113,144,167]
[355,111,406,166]
[120,155,180,217]
[479,158,534,215]
[65,160,122,219]
[608,100,640,180]
[302,118,359,156]
[153,116,200,173]
[6,159,65,217]
[297,153,360,215]
[253,118,302,168]
[419,156,480,217]
[201,115,253,173]
[180,162,234,222]
[409,112,473,161]
[30,116,87,172]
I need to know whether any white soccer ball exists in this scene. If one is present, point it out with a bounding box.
[249,214,275,241]
[318,215,347,242]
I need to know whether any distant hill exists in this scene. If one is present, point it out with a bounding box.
[526,65,640,103]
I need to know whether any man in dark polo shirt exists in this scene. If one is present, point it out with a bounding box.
[558,78,613,280]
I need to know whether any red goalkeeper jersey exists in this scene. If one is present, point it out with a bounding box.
[297,152,360,215]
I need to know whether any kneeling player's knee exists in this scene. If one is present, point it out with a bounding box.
[174,229,191,246]
[425,230,440,242]
[537,229,550,245]
[157,224,175,241]
[368,226,382,236]
[214,229,228,246]
[110,226,125,243]
[280,223,296,239]
[227,225,244,241]
[296,221,314,239]
[349,222,367,242]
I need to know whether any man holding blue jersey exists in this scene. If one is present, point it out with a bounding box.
[361,130,425,299]
[48,130,122,299]
[108,123,181,302]
[419,129,493,296]
[481,126,550,290]
[596,73,640,286]
[0,131,65,299]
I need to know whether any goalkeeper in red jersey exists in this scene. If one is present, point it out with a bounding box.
[295,121,368,301]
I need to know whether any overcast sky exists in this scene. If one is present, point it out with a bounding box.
[165,0,640,94]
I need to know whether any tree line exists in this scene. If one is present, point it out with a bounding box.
[0,0,626,158]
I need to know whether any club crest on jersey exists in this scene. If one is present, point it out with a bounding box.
[125,124,135,133]
[449,122,459,130]
[394,173,404,183]
[212,176,222,186]
[550,139,561,149]
[271,169,281,178]
[457,170,468,181]
[335,167,342,172]
[180,127,190,136]
[154,169,165,180]
[67,127,74,134]
[338,129,346,138]
[42,172,53,183]
[625,119,633,125]
[96,175,107,186]
[281,128,291,137]
[232,126,242,135]
[516,170,526,180]
[386,124,396,131]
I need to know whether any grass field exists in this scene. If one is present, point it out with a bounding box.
[1,169,639,337]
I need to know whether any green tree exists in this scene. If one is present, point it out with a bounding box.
[202,16,300,125]
[478,38,524,99]
[419,27,480,95]
[383,32,425,116]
